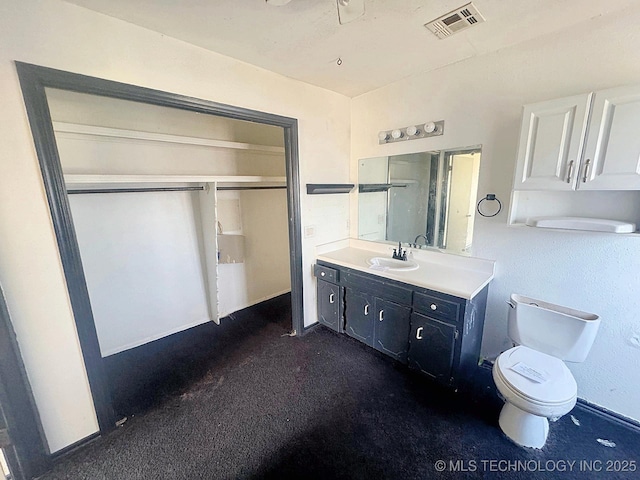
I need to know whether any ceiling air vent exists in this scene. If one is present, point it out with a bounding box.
[424,2,485,39]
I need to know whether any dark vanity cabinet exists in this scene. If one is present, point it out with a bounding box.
[344,288,375,345]
[373,298,412,363]
[408,314,457,383]
[344,288,412,362]
[314,264,342,332]
[408,291,462,383]
[314,260,489,388]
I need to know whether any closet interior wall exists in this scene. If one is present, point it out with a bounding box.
[46,88,290,357]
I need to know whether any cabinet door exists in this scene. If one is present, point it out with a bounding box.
[513,94,592,191]
[580,85,640,190]
[317,279,341,332]
[344,288,374,347]
[408,313,457,383]
[373,298,411,363]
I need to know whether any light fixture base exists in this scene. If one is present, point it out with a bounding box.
[378,120,445,144]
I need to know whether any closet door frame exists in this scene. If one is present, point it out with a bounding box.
[15,61,304,436]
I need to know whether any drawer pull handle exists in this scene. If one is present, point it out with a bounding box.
[379,310,384,321]
[321,272,325,277]
[416,327,423,340]
[329,293,335,304]
[430,304,437,311]
[364,305,369,315]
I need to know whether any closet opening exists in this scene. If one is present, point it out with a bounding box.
[16,62,303,436]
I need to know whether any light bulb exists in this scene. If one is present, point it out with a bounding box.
[406,125,419,136]
[424,122,437,134]
[378,131,389,142]
[391,129,403,139]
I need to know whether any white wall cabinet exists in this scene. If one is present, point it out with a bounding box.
[514,84,640,191]
[581,85,640,190]
[514,93,591,191]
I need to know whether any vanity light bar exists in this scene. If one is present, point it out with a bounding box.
[378,120,445,144]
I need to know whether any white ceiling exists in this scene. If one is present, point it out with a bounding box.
[63,0,636,97]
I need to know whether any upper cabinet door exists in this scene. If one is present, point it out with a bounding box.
[580,85,640,190]
[513,94,592,191]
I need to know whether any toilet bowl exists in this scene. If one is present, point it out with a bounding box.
[493,346,577,448]
[493,294,600,449]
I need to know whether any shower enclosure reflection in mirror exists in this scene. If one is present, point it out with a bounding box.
[358,146,481,254]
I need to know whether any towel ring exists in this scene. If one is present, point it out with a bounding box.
[477,194,502,218]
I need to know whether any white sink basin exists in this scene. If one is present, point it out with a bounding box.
[367,256,419,272]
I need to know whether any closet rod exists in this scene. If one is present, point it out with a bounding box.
[67,186,205,195]
[216,186,287,191]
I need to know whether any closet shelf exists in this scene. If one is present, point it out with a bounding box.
[64,174,286,187]
[53,122,286,155]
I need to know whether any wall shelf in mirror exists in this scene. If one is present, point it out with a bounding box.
[358,183,410,193]
[306,184,354,194]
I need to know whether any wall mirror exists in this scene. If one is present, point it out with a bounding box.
[358,146,481,254]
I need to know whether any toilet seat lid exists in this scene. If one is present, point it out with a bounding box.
[496,346,577,404]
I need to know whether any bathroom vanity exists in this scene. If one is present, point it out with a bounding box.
[314,240,494,387]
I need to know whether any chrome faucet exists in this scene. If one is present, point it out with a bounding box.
[413,234,428,248]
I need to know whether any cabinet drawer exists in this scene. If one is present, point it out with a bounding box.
[314,264,338,283]
[413,292,460,322]
[342,270,412,306]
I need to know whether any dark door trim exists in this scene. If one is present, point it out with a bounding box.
[15,62,304,437]
[0,286,50,479]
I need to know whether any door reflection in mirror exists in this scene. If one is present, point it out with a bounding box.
[358,146,481,254]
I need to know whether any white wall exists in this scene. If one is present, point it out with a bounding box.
[240,189,291,304]
[0,0,350,452]
[69,191,211,356]
[216,189,291,317]
[352,6,640,421]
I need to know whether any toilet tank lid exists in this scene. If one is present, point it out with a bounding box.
[510,294,599,322]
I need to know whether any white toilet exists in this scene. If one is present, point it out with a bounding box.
[492,294,600,449]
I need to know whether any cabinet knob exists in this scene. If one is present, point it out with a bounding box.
[321,272,325,276]
[430,304,437,311]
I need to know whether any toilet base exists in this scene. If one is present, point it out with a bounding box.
[498,402,549,449]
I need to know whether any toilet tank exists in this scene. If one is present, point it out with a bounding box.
[507,294,600,362]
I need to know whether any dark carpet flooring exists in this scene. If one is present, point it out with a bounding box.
[40,295,639,479]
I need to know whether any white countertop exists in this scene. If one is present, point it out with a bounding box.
[316,239,495,300]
